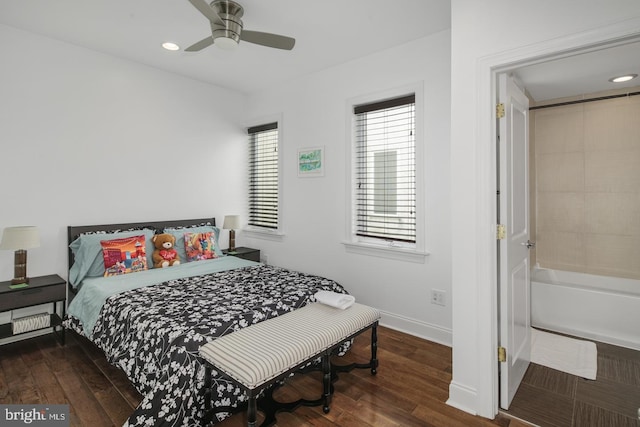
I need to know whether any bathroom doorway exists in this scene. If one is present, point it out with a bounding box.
[495,36,640,426]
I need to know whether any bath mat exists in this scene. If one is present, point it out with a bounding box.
[530,329,597,380]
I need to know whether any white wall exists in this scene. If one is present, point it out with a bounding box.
[0,24,248,282]
[242,31,453,343]
[449,0,640,418]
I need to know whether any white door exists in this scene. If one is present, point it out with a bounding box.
[498,73,532,409]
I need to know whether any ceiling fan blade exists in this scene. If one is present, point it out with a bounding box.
[240,30,295,50]
[185,36,215,52]
[188,0,225,26]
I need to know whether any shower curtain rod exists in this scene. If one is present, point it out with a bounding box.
[530,90,640,110]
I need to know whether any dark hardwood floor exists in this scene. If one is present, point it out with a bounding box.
[0,326,531,427]
[504,339,640,427]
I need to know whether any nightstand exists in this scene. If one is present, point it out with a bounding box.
[0,274,67,345]
[223,247,261,262]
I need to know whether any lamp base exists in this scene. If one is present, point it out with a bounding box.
[12,249,29,285]
[228,229,236,252]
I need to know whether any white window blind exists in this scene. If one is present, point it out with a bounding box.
[248,122,279,229]
[354,94,416,243]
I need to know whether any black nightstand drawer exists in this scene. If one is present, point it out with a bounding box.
[0,284,66,311]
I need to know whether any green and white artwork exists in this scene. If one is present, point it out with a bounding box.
[298,147,324,176]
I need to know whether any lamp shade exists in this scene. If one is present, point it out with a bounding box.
[0,226,40,250]
[223,215,241,230]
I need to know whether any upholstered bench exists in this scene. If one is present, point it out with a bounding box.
[199,302,381,427]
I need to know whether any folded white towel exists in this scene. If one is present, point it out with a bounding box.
[314,290,355,310]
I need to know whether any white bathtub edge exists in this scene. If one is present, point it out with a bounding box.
[531,274,640,351]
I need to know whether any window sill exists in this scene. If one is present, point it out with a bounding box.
[243,228,285,242]
[342,242,429,263]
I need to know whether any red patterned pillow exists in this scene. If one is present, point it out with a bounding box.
[100,235,148,276]
[184,232,218,262]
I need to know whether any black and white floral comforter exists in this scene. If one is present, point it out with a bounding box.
[65,264,348,427]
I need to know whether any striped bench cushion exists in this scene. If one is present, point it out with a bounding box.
[199,302,380,390]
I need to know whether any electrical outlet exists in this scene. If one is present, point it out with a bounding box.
[431,290,446,306]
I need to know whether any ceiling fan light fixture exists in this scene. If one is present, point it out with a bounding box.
[187,0,295,52]
[215,36,239,50]
[162,42,180,51]
[608,74,637,83]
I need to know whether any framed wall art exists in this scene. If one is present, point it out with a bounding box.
[297,146,324,177]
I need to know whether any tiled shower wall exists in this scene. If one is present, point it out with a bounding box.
[532,88,640,280]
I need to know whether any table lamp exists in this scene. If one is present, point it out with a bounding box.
[0,226,40,284]
[222,215,240,253]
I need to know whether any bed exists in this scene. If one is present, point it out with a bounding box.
[63,218,350,427]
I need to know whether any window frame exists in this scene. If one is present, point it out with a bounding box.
[244,115,285,240]
[344,84,428,262]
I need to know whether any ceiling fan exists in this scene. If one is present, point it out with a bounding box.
[186,0,296,51]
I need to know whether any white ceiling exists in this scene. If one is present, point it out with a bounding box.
[1,1,638,99]
[0,0,451,94]
[515,40,640,102]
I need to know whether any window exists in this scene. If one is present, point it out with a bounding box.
[247,122,279,230]
[353,94,416,246]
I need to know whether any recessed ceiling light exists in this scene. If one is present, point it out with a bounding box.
[162,42,180,51]
[608,74,638,83]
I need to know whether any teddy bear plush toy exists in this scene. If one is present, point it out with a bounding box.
[152,233,181,268]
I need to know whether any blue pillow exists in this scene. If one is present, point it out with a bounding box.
[69,229,155,286]
[163,225,223,262]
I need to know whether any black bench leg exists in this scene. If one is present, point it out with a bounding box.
[370,322,379,375]
[322,353,331,413]
[247,395,257,427]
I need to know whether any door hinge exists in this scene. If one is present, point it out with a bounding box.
[496,224,506,240]
[496,103,505,119]
[498,346,507,363]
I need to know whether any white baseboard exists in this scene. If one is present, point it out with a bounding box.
[378,310,452,347]
[446,380,478,415]
[376,311,479,417]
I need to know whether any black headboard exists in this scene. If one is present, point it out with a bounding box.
[67,217,216,273]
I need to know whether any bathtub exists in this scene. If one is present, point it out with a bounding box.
[531,267,640,351]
